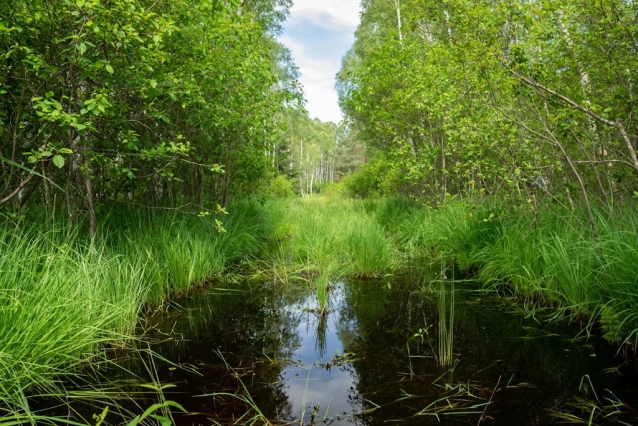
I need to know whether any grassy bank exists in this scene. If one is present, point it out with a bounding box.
[376,198,638,345]
[251,197,638,345]
[0,200,269,422]
[257,198,395,281]
[2,196,637,422]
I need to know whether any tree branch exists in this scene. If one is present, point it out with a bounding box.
[505,66,638,175]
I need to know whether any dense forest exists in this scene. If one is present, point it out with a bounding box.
[338,0,638,212]
[2,0,638,424]
[0,0,359,236]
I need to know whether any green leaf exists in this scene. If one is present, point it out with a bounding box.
[125,416,140,426]
[95,406,108,426]
[0,155,63,190]
[58,148,74,155]
[105,64,114,74]
[52,155,65,168]
[149,415,172,426]
[77,42,86,56]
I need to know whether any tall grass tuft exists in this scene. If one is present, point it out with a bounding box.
[438,280,455,367]
[0,225,141,416]
[344,216,392,278]
[395,199,638,345]
[0,200,270,418]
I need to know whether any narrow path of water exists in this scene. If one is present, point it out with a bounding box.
[138,274,637,425]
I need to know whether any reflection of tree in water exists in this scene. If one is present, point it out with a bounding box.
[144,283,306,423]
[335,273,619,425]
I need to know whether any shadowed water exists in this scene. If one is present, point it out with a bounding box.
[134,271,638,425]
[32,270,638,425]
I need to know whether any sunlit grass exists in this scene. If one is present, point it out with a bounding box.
[390,199,638,345]
[4,194,638,422]
[0,202,268,420]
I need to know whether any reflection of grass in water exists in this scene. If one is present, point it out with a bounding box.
[438,280,455,367]
[314,314,328,360]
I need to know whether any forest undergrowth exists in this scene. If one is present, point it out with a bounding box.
[1,196,637,423]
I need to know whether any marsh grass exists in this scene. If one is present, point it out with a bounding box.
[313,267,335,317]
[393,200,638,345]
[344,216,392,278]
[5,195,638,421]
[249,196,638,345]
[0,201,268,420]
[438,281,455,367]
[281,198,395,280]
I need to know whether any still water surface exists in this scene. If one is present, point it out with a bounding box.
[138,273,637,425]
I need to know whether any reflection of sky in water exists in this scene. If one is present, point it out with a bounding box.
[280,288,361,424]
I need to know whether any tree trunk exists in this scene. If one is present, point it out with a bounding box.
[84,156,97,241]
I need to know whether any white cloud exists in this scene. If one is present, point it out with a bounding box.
[290,0,360,29]
[279,1,361,123]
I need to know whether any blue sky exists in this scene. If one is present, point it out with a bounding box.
[280,1,361,123]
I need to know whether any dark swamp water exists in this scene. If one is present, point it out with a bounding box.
[40,270,638,425]
[126,269,638,426]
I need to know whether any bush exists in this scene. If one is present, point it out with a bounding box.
[320,181,348,197]
[271,175,296,198]
[341,154,389,198]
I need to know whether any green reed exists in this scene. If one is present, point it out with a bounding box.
[438,280,455,367]
[391,199,638,345]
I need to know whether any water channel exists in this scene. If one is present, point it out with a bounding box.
[124,269,638,425]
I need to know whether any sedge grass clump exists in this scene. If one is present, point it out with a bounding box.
[313,263,340,316]
[344,216,393,278]
[539,235,599,316]
[374,197,420,232]
[292,210,338,271]
[0,225,140,414]
[475,221,547,299]
[0,200,274,417]
[437,281,455,367]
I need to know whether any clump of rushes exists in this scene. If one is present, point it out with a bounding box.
[0,225,143,417]
[438,281,455,367]
[395,199,638,346]
[344,216,393,278]
[314,265,335,317]
[0,201,269,419]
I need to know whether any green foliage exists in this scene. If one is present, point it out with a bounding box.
[339,0,638,205]
[341,153,390,198]
[319,181,348,198]
[269,175,296,198]
[0,0,299,230]
[344,216,392,278]
[388,199,638,344]
[0,202,268,417]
